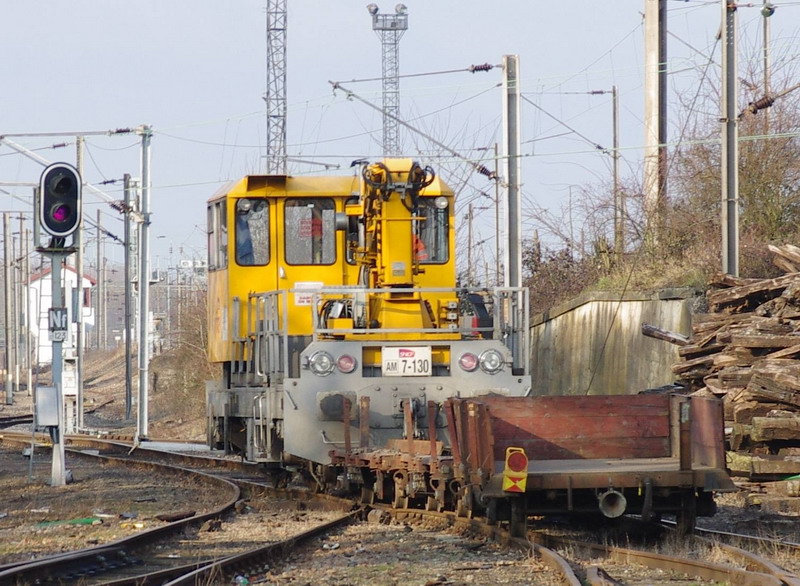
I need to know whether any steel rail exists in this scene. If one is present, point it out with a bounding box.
[0,437,242,584]
[372,506,583,586]
[695,535,800,586]
[9,433,794,585]
[542,533,786,586]
[162,512,359,585]
[666,517,800,585]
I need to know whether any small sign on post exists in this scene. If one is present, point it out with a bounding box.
[48,307,68,342]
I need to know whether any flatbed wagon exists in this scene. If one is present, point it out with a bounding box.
[331,392,735,536]
[475,393,735,535]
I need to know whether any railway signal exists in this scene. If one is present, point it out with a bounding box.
[39,163,82,238]
[35,162,82,486]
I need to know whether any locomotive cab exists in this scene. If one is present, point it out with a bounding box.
[206,159,531,464]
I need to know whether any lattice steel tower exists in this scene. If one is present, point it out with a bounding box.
[367,3,408,156]
[265,0,287,174]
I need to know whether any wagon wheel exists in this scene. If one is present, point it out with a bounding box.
[360,486,375,504]
[392,490,408,509]
[454,496,469,518]
[392,471,409,509]
[508,497,528,539]
[454,486,474,518]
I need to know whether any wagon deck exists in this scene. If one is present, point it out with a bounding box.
[441,392,736,530]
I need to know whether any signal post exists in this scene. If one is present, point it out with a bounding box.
[35,162,82,487]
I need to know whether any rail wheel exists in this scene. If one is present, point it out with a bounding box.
[454,486,474,518]
[508,497,527,539]
[392,471,409,509]
[392,491,409,509]
[454,496,469,518]
[360,486,375,504]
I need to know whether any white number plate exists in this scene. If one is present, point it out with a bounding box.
[382,346,432,377]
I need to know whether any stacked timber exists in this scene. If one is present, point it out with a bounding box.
[665,245,800,479]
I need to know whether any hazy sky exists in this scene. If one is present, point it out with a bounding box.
[1,1,797,277]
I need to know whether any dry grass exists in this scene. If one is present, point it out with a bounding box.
[48,343,212,440]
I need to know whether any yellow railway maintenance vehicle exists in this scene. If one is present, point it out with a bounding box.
[207,158,733,531]
[206,158,530,468]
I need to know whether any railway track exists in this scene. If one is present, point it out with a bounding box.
[0,433,355,584]
[1,432,798,585]
[0,414,33,430]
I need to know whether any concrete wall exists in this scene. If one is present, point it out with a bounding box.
[530,288,701,396]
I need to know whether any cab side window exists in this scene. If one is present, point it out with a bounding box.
[284,198,336,265]
[207,200,228,271]
[235,198,269,266]
[417,199,449,264]
[345,196,360,265]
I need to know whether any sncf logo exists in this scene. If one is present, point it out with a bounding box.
[398,349,415,358]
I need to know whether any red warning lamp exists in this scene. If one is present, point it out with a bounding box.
[502,447,528,493]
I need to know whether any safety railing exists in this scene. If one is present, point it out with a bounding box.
[233,286,530,377]
[228,291,289,385]
[250,290,288,384]
[311,286,530,375]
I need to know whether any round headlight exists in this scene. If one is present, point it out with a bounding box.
[479,349,504,374]
[309,351,335,376]
[434,196,448,210]
[458,352,479,372]
[336,354,357,374]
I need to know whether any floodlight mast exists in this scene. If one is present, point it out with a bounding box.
[368,4,408,156]
[266,0,287,175]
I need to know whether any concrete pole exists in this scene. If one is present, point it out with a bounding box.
[612,86,623,256]
[75,137,85,429]
[95,210,101,349]
[23,228,32,396]
[49,253,67,486]
[137,126,152,440]
[467,203,473,286]
[657,0,668,215]
[11,233,19,398]
[721,1,739,276]
[3,213,12,404]
[502,54,523,373]
[493,143,501,286]
[123,174,133,420]
[502,54,522,289]
[643,0,666,248]
[101,258,107,350]
[17,217,27,388]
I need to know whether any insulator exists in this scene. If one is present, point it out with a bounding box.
[469,63,493,73]
[750,95,775,112]
[476,164,496,180]
[741,95,776,118]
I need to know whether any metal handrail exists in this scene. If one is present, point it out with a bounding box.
[242,286,531,375]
